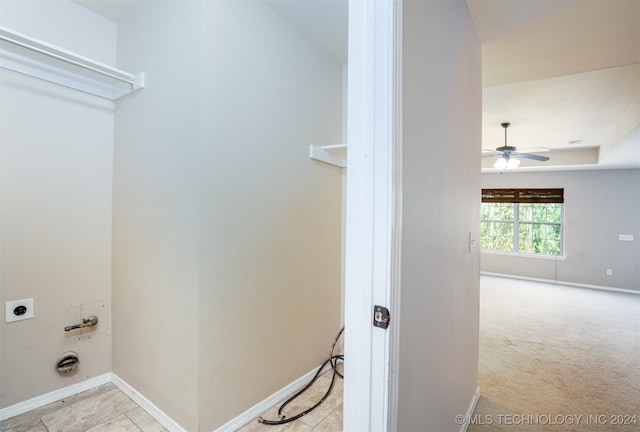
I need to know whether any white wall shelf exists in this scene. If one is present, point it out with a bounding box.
[0,25,144,101]
[309,144,347,168]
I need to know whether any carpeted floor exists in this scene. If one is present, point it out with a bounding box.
[469,276,640,432]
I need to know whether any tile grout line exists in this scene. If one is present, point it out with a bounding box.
[3,385,161,432]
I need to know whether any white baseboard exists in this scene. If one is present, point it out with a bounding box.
[110,373,186,432]
[0,367,325,432]
[0,373,185,432]
[213,363,329,432]
[459,387,481,432]
[0,373,111,421]
[481,272,640,295]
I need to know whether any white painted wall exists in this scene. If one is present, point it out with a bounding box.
[111,2,202,429]
[113,1,343,430]
[481,169,640,291]
[197,2,343,429]
[0,0,116,63]
[0,0,116,409]
[396,0,481,430]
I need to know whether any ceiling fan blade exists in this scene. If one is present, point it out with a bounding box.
[516,153,550,162]
[482,149,503,155]
[518,147,550,153]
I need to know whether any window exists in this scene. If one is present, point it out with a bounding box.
[481,188,564,256]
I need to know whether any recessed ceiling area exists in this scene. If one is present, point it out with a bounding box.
[469,0,640,171]
[481,63,639,170]
[72,0,639,171]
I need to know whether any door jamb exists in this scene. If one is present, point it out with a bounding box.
[343,1,402,430]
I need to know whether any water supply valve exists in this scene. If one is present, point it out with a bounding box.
[65,315,98,332]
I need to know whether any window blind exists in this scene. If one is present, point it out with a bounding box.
[481,188,564,203]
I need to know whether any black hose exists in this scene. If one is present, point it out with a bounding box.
[258,327,345,426]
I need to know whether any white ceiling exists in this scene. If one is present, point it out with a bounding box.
[74,0,640,171]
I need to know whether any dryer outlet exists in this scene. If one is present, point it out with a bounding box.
[6,298,34,323]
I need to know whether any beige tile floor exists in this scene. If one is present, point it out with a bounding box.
[0,383,167,432]
[0,370,343,432]
[236,368,343,432]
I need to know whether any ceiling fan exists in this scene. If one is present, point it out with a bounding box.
[483,122,550,170]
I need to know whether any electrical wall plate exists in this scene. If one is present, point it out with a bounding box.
[5,298,34,323]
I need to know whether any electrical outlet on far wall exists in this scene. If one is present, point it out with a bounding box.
[606,269,613,276]
[5,298,34,323]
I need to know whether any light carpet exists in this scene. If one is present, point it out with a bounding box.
[469,276,639,432]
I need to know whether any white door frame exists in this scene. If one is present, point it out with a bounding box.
[343,1,402,431]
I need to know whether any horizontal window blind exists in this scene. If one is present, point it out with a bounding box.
[482,188,564,203]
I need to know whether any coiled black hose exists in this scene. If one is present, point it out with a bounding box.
[258,327,344,426]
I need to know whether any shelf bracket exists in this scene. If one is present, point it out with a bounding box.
[309,144,347,168]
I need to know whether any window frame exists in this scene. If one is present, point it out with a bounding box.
[481,188,565,258]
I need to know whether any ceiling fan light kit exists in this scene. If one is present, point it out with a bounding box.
[493,156,520,171]
[493,157,508,170]
[484,122,550,172]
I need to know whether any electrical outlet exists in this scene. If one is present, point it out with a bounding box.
[5,298,34,323]
[606,269,613,276]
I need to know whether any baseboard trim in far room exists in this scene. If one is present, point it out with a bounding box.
[110,373,186,432]
[481,272,640,295]
[0,373,111,422]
